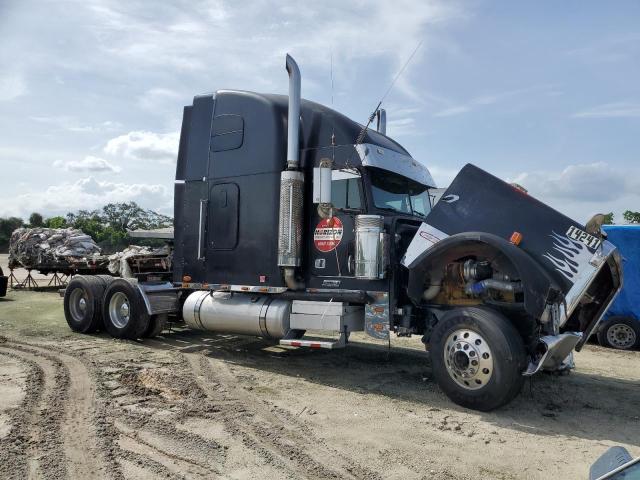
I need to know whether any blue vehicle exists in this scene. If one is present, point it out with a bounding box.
[597,225,640,349]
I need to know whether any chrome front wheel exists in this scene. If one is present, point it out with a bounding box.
[444,329,494,390]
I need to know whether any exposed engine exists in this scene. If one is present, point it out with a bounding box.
[425,259,523,307]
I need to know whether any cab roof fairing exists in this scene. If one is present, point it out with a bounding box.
[355,143,436,189]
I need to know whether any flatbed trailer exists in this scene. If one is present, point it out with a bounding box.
[61,55,622,411]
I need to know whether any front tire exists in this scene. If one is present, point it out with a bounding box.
[102,279,150,339]
[430,307,527,411]
[597,316,639,350]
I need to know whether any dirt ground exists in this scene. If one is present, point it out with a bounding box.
[0,282,639,479]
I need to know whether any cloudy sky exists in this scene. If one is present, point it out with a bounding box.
[0,0,638,223]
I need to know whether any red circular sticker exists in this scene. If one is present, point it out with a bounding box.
[314,217,344,252]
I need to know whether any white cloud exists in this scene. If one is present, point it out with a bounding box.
[433,85,561,117]
[75,0,466,95]
[0,177,171,218]
[427,164,459,188]
[571,102,640,119]
[104,131,179,164]
[0,73,26,101]
[509,162,640,222]
[54,156,121,173]
[30,116,122,133]
[433,105,471,117]
[137,87,185,111]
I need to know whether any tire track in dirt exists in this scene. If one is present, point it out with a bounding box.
[115,419,220,478]
[185,351,382,480]
[0,345,67,480]
[0,340,110,479]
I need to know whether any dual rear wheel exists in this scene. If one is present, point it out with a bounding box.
[64,276,167,339]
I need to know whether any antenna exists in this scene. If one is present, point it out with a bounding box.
[356,40,423,144]
[330,52,336,150]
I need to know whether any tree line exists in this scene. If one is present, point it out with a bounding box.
[603,211,640,225]
[0,202,172,253]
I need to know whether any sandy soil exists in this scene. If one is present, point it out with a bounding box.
[0,288,639,480]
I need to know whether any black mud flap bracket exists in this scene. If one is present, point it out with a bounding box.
[133,281,180,316]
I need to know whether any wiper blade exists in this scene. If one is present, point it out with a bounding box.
[376,206,402,213]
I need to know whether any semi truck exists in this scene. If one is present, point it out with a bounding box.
[62,55,622,411]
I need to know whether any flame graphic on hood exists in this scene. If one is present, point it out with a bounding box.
[542,231,592,282]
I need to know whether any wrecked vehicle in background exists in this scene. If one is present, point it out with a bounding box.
[62,54,622,411]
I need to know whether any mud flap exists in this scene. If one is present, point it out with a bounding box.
[365,292,389,340]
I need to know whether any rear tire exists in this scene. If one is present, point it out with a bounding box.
[102,279,150,339]
[64,276,109,333]
[144,314,168,338]
[597,316,639,350]
[430,307,527,411]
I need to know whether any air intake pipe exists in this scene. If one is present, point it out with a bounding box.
[278,54,304,290]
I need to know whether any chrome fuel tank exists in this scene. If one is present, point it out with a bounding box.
[183,291,293,339]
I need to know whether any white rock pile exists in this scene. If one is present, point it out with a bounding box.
[107,245,171,278]
[9,228,102,269]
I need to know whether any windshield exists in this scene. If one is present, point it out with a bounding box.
[369,167,432,218]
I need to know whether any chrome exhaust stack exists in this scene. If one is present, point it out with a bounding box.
[278,54,304,289]
[285,54,301,170]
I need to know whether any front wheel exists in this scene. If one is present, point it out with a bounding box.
[597,316,639,350]
[430,307,527,411]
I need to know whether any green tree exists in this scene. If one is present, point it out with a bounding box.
[101,202,172,231]
[603,212,614,225]
[29,212,44,227]
[0,217,25,252]
[623,210,640,224]
[44,216,67,228]
[63,202,172,252]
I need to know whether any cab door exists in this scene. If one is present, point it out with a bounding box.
[309,169,364,280]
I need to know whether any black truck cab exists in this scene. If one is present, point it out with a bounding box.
[173,90,433,293]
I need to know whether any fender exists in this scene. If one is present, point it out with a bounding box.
[119,279,180,316]
[405,232,562,319]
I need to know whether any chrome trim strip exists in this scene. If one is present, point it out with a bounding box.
[197,199,207,260]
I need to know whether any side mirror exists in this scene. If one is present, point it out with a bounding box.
[589,446,640,479]
[313,158,332,204]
